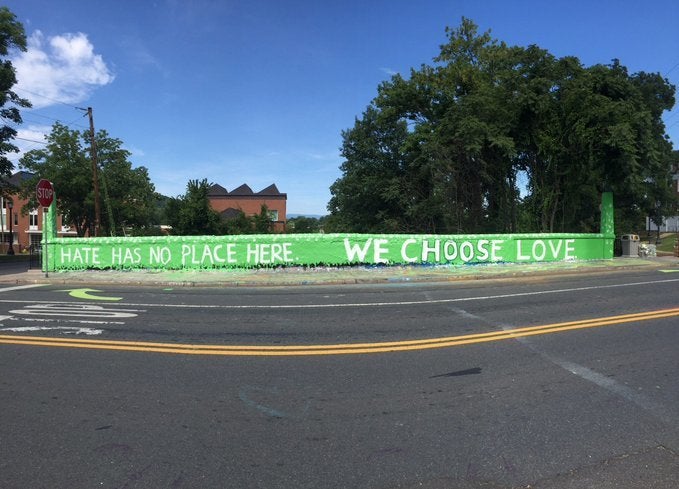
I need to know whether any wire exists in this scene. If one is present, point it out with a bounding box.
[15,136,47,145]
[663,109,679,121]
[665,61,679,76]
[13,87,83,110]
[21,111,87,128]
[22,115,88,130]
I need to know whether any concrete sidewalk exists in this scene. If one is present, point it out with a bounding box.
[0,256,677,287]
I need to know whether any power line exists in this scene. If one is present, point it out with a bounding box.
[14,136,46,145]
[13,87,83,110]
[663,109,679,122]
[20,111,60,122]
[20,111,88,129]
[665,61,679,76]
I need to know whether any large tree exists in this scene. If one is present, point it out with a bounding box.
[19,122,156,236]
[165,179,221,235]
[328,18,676,234]
[94,129,157,234]
[0,7,31,180]
[327,106,409,232]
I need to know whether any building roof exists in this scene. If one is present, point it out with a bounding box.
[207,183,286,198]
[1,170,35,190]
[220,208,242,219]
[257,184,282,196]
[207,184,229,196]
[229,184,254,195]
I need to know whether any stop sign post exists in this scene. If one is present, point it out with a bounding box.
[36,179,54,278]
[36,179,54,207]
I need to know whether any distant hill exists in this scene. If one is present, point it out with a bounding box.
[287,214,325,219]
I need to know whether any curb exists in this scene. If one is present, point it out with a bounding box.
[1,257,676,288]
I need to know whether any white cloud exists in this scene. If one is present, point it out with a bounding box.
[12,31,114,109]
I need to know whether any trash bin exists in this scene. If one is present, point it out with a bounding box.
[620,234,640,257]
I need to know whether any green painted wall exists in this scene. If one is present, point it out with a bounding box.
[43,193,615,271]
[600,191,615,259]
[42,196,58,274]
[44,233,611,270]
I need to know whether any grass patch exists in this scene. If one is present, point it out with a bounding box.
[641,233,678,253]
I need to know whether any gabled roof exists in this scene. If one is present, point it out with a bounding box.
[229,184,254,195]
[0,171,35,190]
[257,184,282,196]
[208,182,287,198]
[220,208,242,219]
[208,183,229,196]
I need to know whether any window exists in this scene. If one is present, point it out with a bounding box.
[29,210,38,230]
[268,210,279,221]
[60,215,71,232]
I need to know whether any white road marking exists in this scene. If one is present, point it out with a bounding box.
[9,304,139,319]
[6,317,124,325]
[0,278,675,312]
[544,355,674,426]
[238,387,287,418]
[0,284,47,293]
[435,298,677,426]
[0,326,103,335]
[2,277,672,310]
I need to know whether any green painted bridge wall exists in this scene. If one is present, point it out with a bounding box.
[42,193,615,271]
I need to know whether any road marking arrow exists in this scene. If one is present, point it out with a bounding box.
[62,289,122,301]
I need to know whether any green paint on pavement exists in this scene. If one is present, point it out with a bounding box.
[63,289,122,301]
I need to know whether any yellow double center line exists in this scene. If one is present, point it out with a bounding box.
[0,307,677,356]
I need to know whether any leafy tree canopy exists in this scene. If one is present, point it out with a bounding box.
[19,122,157,236]
[328,18,677,234]
[0,7,31,181]
[165,182,277,236]
[286,216,325,233]
[165,178,221,236]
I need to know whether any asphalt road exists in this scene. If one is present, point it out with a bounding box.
[0,268,678,488]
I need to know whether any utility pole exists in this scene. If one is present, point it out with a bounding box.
[86,107,101,237]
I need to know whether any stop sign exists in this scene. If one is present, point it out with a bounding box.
[36,179,54,207]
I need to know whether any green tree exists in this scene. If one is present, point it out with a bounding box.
[222,209,254,235]
[94,130,156,235]
[19,122,156,236]
[332,19,522,233]
[328,105,409,232]
[252,205,273,234]
[219,205,276,235]
[0,7,30,180]
[329,18,676,235]
[166,179,221,235]
[287,216,323,233]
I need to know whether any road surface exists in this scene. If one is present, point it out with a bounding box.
[0,268,678,488]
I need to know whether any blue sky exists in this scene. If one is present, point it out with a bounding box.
[4,0,679,216]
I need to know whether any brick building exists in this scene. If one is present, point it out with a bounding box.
[0,173,289,249]
[208,183,287,232]
[0,171,76,253]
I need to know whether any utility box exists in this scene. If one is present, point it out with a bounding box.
[620,234,640,257]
